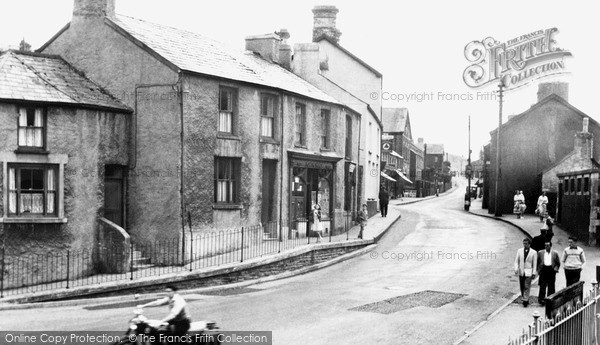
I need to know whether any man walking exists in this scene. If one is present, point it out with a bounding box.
[379,187,389,217]
[514,238,537,307]
[530,228,548,253]
[537,241,560,305]
[562,237,586,287]
[537,191,549,222]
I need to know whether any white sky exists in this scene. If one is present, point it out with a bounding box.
[1,0,597,161]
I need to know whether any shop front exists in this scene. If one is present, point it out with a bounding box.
[288,151,341,239]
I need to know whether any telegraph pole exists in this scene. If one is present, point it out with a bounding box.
[468,115,472,202]
[494,82,504,217]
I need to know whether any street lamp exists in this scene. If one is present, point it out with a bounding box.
[494,81,505,217]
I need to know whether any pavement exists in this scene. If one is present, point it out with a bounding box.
[456,197,600,345]
[0,187,455,308]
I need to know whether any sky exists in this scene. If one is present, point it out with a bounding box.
[1,0,597,162]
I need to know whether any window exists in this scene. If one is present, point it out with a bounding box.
[214,157,240,203]
[577,178,582,193]
[320,109,330,149]
[570,178,575,194]
[295,103,306,146]
[260,94,277,138]
[219,87,236,133]
[584,177,590,193]
[7,164,57,216]
[18,107,45,149]
[345,116,352,159]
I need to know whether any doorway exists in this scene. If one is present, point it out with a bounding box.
[104,165,126,228]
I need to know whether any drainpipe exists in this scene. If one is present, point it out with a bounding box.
[357,113,362,214]
[279,91,285,247]
[178,71,186,260]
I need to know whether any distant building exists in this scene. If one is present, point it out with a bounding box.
[488,81,600,215]
[381,108,425,197]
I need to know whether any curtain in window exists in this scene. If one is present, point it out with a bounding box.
[219,111,232,132]
[47,169,55,214]
[216,160,235,203]
[20,193,44,214]
[8,167,16,213]
[18,108,43,147]
[261,117,273,137]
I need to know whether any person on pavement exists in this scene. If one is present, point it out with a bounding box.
[562,237,586,287]
[514,238,537,307]
[379,187,390,217]
[138,285,191,342]
[357,203,368,239]
[537,241,560,305]
[530,228,548,253]
[536,191,549,222]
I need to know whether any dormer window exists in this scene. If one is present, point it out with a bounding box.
[18,107,45,150]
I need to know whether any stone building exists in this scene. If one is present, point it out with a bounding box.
[488,82,600,215]
[381,108,425,198]
[541,118,600,244]
[293,5,383,216]
[0,50,131,283]
[38,0,360,244]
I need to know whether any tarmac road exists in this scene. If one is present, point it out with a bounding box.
[1,188,525,345]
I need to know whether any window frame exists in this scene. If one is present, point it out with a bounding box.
[295,103,306,147]
[320,108,331,150]
[214,157,241,204]
[17,106,47,151]
[260,93,278,139]
[218,87,237,135]
[345,115,353,160]
[7,163,58,217]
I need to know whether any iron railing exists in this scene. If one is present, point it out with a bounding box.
[1,214,360,298]
[506,281,600,345]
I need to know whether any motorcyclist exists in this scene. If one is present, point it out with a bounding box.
[138,285,191,344]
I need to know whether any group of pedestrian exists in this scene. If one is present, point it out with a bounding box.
[514,236,586,307]
[513,190,526,219]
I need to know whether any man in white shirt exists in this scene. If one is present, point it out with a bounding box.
[139,285,191,342]
[536,241,560,305]
[537,192,549,222]
[562,237,586,287]
[514,238,537,307]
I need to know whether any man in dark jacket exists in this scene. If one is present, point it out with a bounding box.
[379,188,390,217]
[537,241,561,305]
[530,228,548,252]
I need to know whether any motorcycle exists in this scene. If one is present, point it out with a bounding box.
[113,308,221,345]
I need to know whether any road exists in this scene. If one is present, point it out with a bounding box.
[1,188,525,344]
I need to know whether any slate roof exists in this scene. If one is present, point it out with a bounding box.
[0,50,130,112]
[426,144,445,155]
[382,108,408,133]
[108,15,340,105]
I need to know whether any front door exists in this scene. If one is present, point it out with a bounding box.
[104,165,125,228]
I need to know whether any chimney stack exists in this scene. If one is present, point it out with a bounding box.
[574,117,593,159]
[537,81,569,103]
[73,0,115,19]
[276,29,291,70]
[312,5,341,43]
[245,33,281,63]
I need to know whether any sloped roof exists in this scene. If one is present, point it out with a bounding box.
[426,144,444,155]
[490,94,600,136]
[108,15,340,105]
[314,35,383,78]
[382,108,408,133]
[0,50,130,112]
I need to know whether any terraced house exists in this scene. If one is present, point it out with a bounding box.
[0,50,131,285]
[35,0,362,249]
